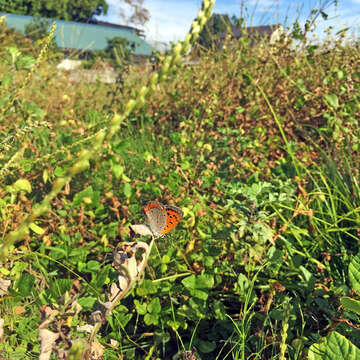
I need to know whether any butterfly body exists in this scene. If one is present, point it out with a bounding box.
[144,201,183,237]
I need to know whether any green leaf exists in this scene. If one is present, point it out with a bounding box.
[182,274,214,291]
[0,267,10,276]
[324,94,339,109]
[308,331,360,360]
[191,289,208,300]
[198,340,216,353]
[161,255,170,264]
[10,262,27,276]
[20,55,35,70]
[299,265,315,287]
[143,151,153,162]
[13,179,31,193]
[167,319,181,331]
[182,275,196,290]
[78,296,97,310]
[93,266,110,288]
[134,300,147,315]
[1,74,13,87]
[6,46,21,59]
[268,247,283,264]
[144,313,156,325]
[49,279,73,299]
[340,297,360,315]
[296,78,307,93]
[86,260,101,272]
[136,279,159,296]
[123,183,132,199]
[270,309,286,321]
[29,222,45,235]
[147,298,161,315]
[114,310,133,328]
[16,272,35,296]
[204,256,214,268]
[54,166,65,177]
[69,247,87,263]
[122,173,131,182]
[112,164,124,179]
[196,274,214,289]
[72,186,100,208]
[349,253,360,293]
[57,210,67,217]
[0,95,10,107]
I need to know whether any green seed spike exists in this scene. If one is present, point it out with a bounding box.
[0,0,215,260]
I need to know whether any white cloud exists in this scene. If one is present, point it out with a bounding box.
[98,0,360,43]
[98,0,203,42]
[145,0,202,42]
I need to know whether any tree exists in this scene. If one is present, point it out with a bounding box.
[0,0,108,21]
[230,15,244,28]
[105,36,133,63]
[0,1,150,25]
[197,13,231,49]
[25,17,52,41]
[117,0,150,26]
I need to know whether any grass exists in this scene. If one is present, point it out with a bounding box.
[1,2,360,359]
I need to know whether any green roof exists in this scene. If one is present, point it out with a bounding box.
[0,13,153,56]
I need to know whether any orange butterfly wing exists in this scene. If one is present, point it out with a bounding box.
[161,205,183,235]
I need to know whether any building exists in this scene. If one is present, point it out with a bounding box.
[219,24,287,48]
[0,13,153,60]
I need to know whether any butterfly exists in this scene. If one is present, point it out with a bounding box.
[143,201,183,238]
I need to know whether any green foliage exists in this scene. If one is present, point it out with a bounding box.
[24,17,57,51]
[197,13,231,49]
[94,36,134,70]
[3,45,35,70]
[196,12,244,49]
[340,297,360,316]
[349,253,360,293]
[308,331,360,360]
[1,1,360,359]
[0,0,108,21]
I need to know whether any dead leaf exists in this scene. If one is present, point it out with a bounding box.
[0,278,11,296]
[109,282,120,301]
[90,310,104,324]
[38,328,59,360]
[129,223,152,236]
[91,341,105,359]
[118,274,129,291]
[77,324,94,333]
[14,306,25,315]
[110,339,118,347]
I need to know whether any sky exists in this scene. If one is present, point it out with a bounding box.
[98,0,360,44]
